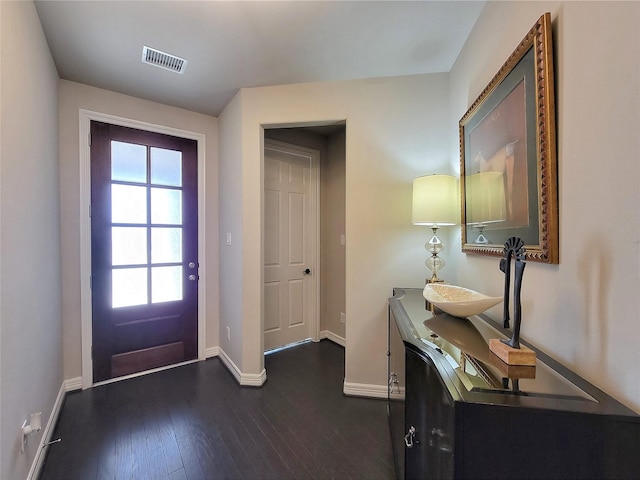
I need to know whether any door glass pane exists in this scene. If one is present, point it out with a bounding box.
[112,227,147,265]
[151,147,182,187]
[112,184,147,223]
[152,266,182,303]
[151,227,182,264]
[151,188,182,225]
[112,267,148,308]
[111,141,147,183]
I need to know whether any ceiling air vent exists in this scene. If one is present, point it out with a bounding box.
[141,46,187,74]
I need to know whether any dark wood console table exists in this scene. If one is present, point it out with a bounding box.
[388,287,640,479]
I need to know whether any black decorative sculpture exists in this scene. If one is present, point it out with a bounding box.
[500,237,526,349]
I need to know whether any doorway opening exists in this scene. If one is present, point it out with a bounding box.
[79,110,207,389]
[263,124,346,358]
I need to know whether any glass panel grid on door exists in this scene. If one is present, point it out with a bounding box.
[91,120,198,382]
[110,140,184,308]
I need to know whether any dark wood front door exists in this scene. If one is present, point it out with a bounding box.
[90,121,198,382]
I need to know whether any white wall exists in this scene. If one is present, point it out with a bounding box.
[321,130,346,340]
[449,1,640,412]
[58,80,219,380]
[218,74,452,391]
[0,2,62,478]
[218,92,245,369]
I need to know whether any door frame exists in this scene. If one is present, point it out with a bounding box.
[263,138,320,350]
[79,109,207,389]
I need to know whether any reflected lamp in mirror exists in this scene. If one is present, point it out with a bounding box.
[412,174,458,283]
[465,171,506,244]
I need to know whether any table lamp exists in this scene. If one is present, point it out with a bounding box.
[412,174,458,283]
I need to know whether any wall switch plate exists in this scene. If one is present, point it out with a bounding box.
[226,326,231,340]
[226,233,232,246]
[340,234,346,246]
[340,312,346,324]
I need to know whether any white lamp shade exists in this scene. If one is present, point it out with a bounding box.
[466,171,507,224]
[412,174,458,226]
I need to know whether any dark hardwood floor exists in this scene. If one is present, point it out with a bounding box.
[40,340,396,480]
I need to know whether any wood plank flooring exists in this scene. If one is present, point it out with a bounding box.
[40,340,396,480]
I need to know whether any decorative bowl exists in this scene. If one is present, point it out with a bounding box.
[423,283,502,318]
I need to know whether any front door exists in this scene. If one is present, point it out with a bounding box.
[90,121,198,382]
[263,140,317,351]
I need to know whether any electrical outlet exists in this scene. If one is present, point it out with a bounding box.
[226,326,231,340]
[21,412,42,453]
[340,312,346,324]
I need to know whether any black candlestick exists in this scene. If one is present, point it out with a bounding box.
[500,237,526,349]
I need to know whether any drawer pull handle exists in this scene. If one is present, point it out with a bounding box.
[388,372,398,393]
[404,426,416,448]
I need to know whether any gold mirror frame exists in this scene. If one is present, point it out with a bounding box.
[460,13,558,263]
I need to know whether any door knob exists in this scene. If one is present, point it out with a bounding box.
[303,268,311,275]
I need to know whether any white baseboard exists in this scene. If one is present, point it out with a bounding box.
[64,376,83,392]
[27,382,67,480]
[205,346,219,358]
[389,387,405,401]
[343,381,388,399]
[217,347,266,387]
[217,347,242,383]
[320,330,345,347]
[240,369,267,386]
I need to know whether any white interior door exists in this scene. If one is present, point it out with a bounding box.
[263,140,318,351]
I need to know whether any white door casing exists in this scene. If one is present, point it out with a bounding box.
[79,109,207,389]
[263,139,319,351]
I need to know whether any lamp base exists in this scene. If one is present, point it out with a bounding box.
[473,233,489,244]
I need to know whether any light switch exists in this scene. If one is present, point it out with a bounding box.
[226,233,232,246]
[340,234,346,246]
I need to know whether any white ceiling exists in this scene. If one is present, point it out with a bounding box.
[34,1,485,117]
